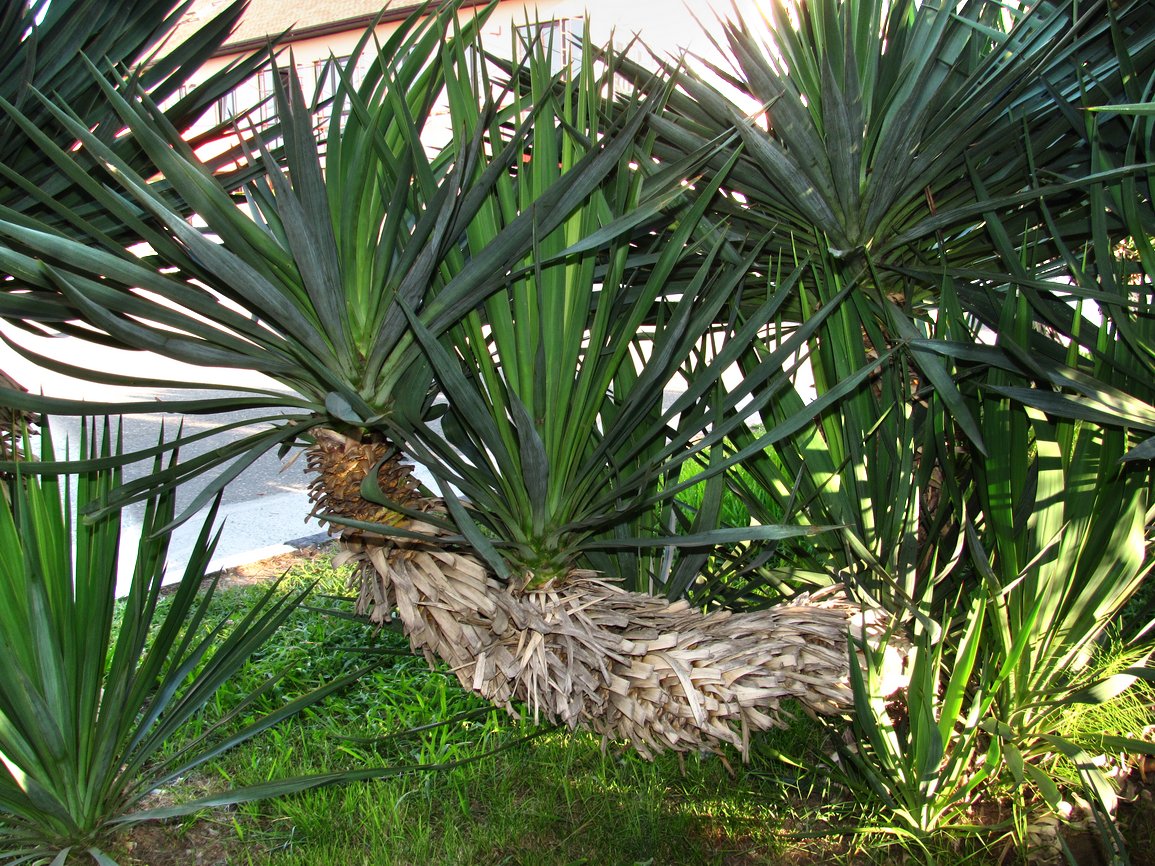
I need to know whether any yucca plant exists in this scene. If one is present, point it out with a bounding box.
[315,28,911,759]
[8,5,904,756]
[0,0,270,268]
[622,0,1152,265]
[605,0,1155,468]
[0,420,387,865]
[946,176,1155,843]
[0,4,871,761]
[711,249,968,617]
[667,3,1154,845]
[839,593,997,845]
[839,394,1153,856]
[799,297,1153,857]
[617,0,1151,606]
[394,32,771,588]
[823,235,1155,852]
[0,2,647,523]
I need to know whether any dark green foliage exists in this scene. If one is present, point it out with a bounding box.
[0,423,351,863]
[0,0,270,264]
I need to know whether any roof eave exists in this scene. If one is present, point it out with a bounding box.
[217,0,494,56]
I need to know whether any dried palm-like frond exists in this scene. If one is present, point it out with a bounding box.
[0,369,35,465]
[335,525,905,759]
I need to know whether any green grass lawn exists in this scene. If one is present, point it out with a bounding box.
[102,551,1150,866]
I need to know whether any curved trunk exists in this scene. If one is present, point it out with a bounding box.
[309,431,906,758]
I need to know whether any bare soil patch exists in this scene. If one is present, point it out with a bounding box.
[216,541,336,586]
[111,816,238,866]
[158,541,339,597]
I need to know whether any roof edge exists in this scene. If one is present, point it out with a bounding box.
[218,0,493,56]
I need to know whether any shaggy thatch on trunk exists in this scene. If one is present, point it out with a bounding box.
[336,525,903,758]
[308,432,905,758]
[0,370,36,464]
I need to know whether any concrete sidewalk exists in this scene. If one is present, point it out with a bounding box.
[113,490,322,596]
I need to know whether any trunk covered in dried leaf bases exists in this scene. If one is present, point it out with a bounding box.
[307,431,905,759]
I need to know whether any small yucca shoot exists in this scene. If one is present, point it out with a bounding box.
[0,421,378,864]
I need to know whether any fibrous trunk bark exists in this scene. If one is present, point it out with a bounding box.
[308,430,905,759]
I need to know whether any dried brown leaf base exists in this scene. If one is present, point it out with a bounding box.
[336,526,906,760]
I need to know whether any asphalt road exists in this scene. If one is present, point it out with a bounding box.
[0,327,327,593]
[47,397,314,516]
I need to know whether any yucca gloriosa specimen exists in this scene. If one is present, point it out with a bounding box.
[355,29,905,756]
[632,0,1150,254]
[836,281,1155,851]
[611,0,1155,453]
[0,2,905,759]
[716,248,965,619]
[0,2,576,516]
[643,0,1155,848]
[614,0,1153,627]
[911,118,1154,843]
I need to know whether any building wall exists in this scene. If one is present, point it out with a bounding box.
[181,0,763,147]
